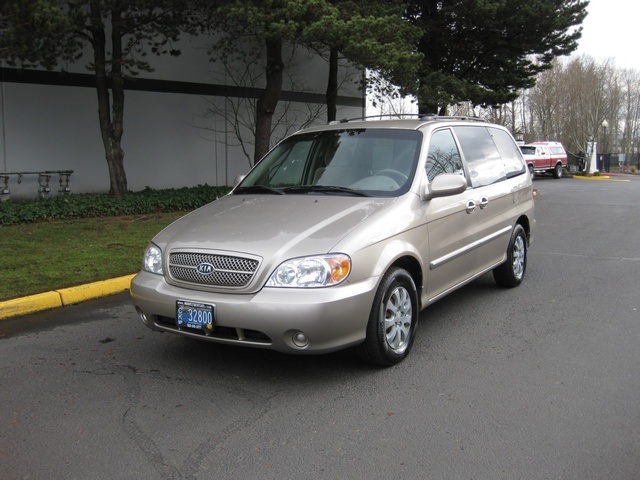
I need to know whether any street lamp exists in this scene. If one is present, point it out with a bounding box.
[636,133,640,171]
[602,119,609,173]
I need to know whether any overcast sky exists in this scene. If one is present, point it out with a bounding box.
[573,0,638,70]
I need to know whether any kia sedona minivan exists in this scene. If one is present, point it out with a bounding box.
[131,116,535,366]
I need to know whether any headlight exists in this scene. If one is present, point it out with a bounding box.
[142,243,163,275]
[266,254,351,288]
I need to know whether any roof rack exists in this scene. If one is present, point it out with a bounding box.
[328,113,483,125]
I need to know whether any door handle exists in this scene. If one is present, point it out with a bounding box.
[466,200,476,214]
[479,197,489,209]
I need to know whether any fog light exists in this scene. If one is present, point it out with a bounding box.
[292,331,309,348]
[136,307,150,325]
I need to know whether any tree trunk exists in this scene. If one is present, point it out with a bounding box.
[90,1,127,198]
[326,47,338,123]
[254,38,284,165]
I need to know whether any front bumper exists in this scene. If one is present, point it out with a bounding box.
[130,271,379,354]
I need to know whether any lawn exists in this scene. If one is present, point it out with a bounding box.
[0,212,183,301]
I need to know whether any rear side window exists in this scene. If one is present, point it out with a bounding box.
[453,126,506,187]
[488,127,526,177]
[520,146,535,155]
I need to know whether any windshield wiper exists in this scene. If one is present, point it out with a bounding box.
[506,169,526,179]
[282,185,370,197]
[234,185,285,195]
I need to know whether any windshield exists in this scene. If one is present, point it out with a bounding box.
[236,129,422,197]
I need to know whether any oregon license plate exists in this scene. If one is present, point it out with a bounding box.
[176,300,214,332]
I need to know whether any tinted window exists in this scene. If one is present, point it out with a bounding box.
[520,146,535,155]
[453,126,506,187]
[426,129,465,182]
[489,127,526,176]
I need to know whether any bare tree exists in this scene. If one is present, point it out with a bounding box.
[618,68,640,166]
[524,55,620,172]
[528,61,563,141]
[197,40,326,168]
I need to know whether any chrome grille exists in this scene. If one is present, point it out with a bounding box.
[169,252,259,287]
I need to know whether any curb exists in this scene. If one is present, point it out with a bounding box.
[0,274,136,320]
[571,175,630,181]
[571,174,611,180]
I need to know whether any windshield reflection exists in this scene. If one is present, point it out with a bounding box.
[236,129,422,197]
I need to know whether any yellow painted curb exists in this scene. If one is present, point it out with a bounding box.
[0,274,136,320]
[58,274,135,306]
[0,291,63,320]
[572,175,611,180]
[572,175,629,182]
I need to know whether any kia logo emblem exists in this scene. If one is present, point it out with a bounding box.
[196,262,215,275]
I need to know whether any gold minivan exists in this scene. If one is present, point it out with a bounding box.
[131,117,535,366]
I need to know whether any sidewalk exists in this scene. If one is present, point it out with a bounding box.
[0,274,135,320]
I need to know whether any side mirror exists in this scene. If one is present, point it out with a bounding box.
[423,173,468,200]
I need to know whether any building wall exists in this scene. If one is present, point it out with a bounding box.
[0,37,364,199]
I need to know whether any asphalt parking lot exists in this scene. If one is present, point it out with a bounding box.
[1,174,639,480]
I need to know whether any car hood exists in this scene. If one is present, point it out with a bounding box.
[153,193,395,261]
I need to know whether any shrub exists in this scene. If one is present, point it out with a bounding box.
[0,185,231,226]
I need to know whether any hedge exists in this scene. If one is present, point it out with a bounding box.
[0,185,232,226]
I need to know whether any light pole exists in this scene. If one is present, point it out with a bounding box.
[602,119,609,173]
[636,133,640,171]
[587,139,597,175]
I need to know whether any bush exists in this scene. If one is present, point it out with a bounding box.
[0,184,231,226]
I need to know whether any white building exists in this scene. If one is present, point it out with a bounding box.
[0,36,364,199]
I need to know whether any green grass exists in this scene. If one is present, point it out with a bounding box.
[0,212,184,301]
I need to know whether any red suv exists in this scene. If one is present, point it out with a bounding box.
[519,141,567,179]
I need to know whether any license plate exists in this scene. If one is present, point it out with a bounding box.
[176,300,214,333]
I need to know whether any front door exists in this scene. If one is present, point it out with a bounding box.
[424,128,478,303]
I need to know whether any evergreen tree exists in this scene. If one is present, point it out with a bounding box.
[406,0,589,114]
[304,0,422,121]
[211,0,338,164]
[1,0,191,197]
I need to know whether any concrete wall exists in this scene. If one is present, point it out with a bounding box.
[0,36,364,199]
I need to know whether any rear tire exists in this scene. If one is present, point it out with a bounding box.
[359,267,418,367]
[493,224,527,288]
[553,163,563,179]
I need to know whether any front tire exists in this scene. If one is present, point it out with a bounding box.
[493,224,527,288]
[359,267,419,367]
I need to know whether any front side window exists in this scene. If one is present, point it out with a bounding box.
[426,129,465,182]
